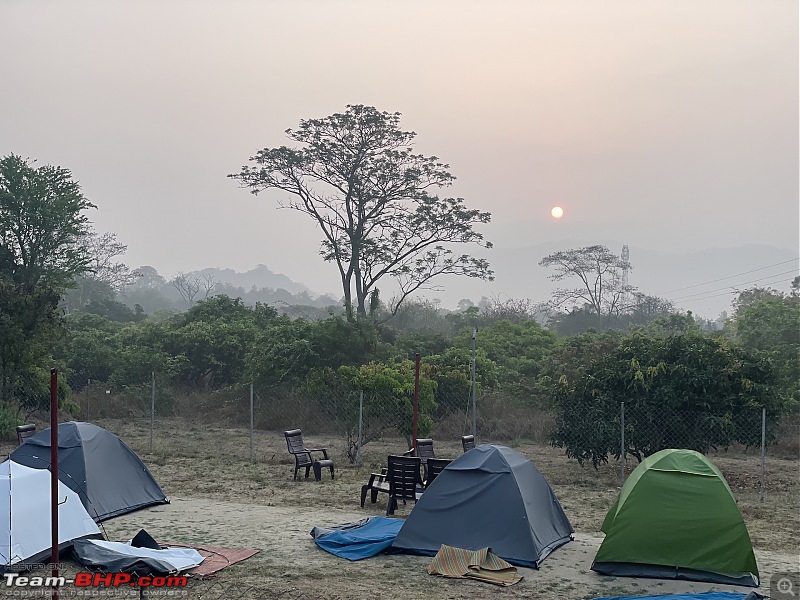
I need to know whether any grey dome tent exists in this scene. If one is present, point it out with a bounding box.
[391,445,573,568]
[11,422,169,522]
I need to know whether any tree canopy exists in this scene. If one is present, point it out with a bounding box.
[729,287,799,410]
[230,104,493,321]
[550,329,779,467]
[0,154,94,412]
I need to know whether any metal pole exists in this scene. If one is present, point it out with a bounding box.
[50,368,59,600]
[86,378,91,422]
[149,372,155,453]
[412,354,420,452]
[356,390,364,465]
[471,328,478,437]
[620,401,625,487]
[249,383,254,462]
[759,407,766,503]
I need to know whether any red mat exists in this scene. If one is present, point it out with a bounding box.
[161,543,260,577]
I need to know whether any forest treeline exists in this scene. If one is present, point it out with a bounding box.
[3,120,798,463]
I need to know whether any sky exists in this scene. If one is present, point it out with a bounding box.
[2,0,798,318]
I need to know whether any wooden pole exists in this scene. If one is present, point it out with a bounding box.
[471,328,478,437]
[412,354,420,452]
[50,368,59,600]
[149,372,155,453]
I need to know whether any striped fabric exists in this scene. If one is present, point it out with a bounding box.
[427,544,522,586]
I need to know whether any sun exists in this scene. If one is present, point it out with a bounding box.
[550,206,564,219]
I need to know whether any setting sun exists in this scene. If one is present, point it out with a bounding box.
[551,206,564,219]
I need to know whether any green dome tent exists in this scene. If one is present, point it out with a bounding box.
[592,449,759,587]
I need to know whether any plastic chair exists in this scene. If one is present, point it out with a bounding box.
[283,429,335,481]
[16,424,36,446]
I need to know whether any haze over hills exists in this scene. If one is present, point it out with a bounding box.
[166,243,798,321]
[193,265,311,296]
[427,242,799,320]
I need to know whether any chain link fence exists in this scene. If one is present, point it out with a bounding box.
[617,402,771,493]
[54,367,796,503]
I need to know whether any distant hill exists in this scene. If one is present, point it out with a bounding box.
[124,244,797,321]
[119,264,340,317]
[192,264,310,295]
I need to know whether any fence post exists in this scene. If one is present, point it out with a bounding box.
[620,401,625,487]
[149,372,155,453]
[759,407,766,503]
[356,390,364,466]
[249,383,254,463]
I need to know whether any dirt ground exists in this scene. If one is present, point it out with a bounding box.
[2,418,798,599]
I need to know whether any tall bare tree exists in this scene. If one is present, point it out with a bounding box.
[539,245,635,329]
[171,272,218,308]
[230,105,493,321]
[66,231,138,310]
[86,231,137,291]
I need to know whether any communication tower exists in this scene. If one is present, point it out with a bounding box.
[621,245,630,308]
[621,245,630,289]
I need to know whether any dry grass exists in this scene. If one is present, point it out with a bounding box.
[1,417,797,600]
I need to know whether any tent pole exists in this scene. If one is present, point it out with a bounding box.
[50,368,59,600]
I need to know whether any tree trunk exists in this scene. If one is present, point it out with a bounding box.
[356,290,368,319]
[342,271,355,322]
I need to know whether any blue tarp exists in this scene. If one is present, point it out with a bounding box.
[592,592,763,600]
[310,517,404,561]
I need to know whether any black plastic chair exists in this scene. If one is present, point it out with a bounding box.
[424,458,452,488]
[404,438,436,479]
[461,435,476,453]
[16,424,36,446]
[385,455,424,516]
[361,455,425,515]
[283,429,335,481]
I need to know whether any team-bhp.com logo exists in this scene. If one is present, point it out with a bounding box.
[4,572,188,589]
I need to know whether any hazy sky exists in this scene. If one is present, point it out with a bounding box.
[2,1,798,315]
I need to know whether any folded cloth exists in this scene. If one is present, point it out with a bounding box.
[427,544,522,586]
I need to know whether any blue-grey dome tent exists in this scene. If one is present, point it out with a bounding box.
[391,445,573,568]
[11,422,169,522]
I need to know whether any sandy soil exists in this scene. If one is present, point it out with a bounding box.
[3,419,796,600]
[99,497,798,600]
